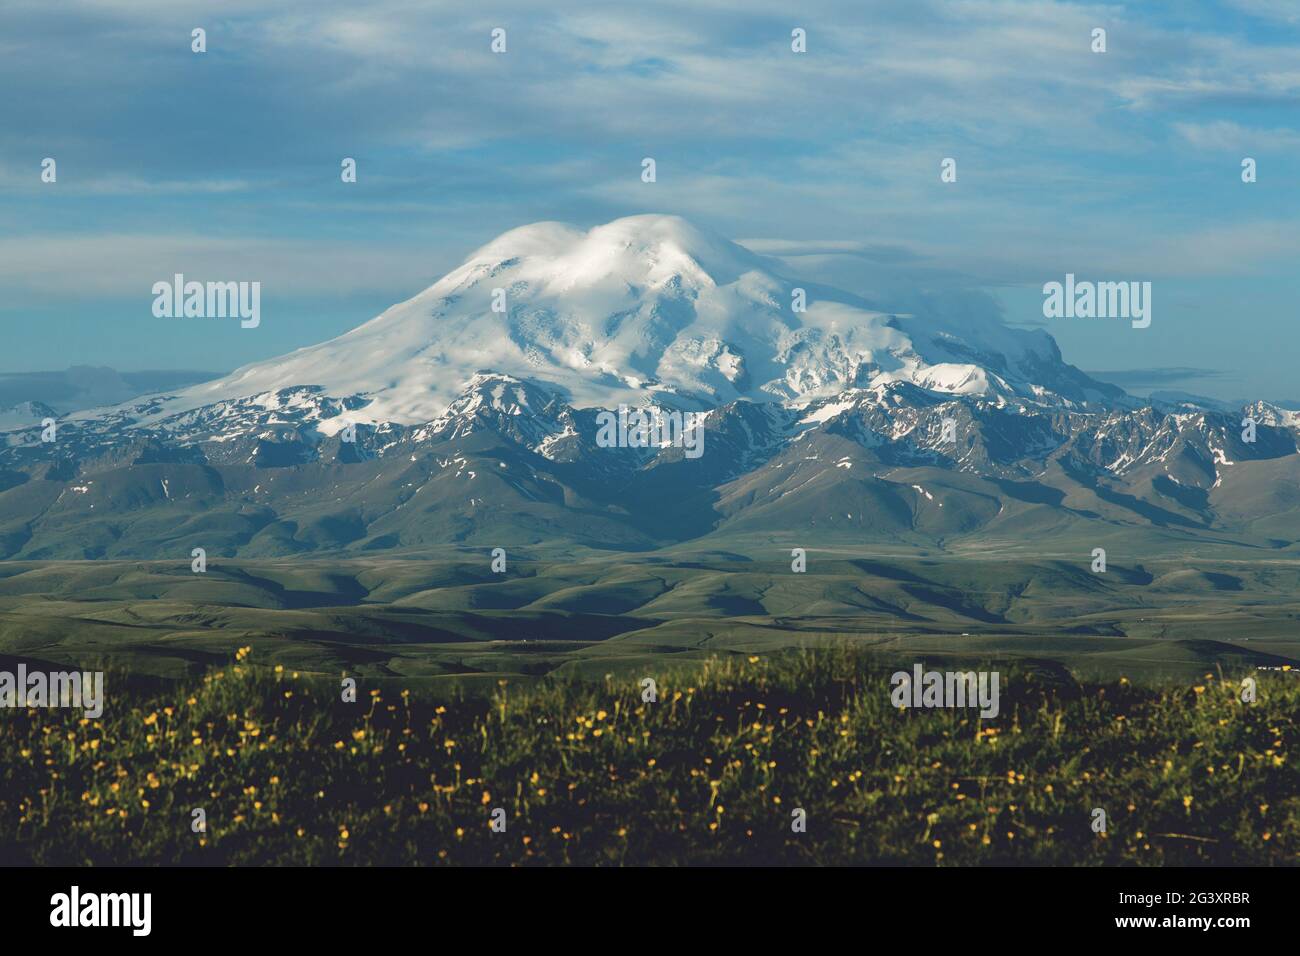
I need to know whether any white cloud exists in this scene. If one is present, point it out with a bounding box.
[1225,0,1300,24]
[0,235,451,298]
[1174,120,1300,151]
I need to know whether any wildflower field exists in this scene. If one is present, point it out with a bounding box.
[1,647,1295,865]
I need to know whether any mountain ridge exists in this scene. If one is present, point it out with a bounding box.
[76,214,1124,430]
[0,214,1296,559]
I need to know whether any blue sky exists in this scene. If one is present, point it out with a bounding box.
[2,0,1298,401]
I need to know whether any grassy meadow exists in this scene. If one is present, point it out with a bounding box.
[1,646,1295,865]
[3,553,1300,687]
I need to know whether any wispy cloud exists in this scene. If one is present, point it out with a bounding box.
[1173,120,1300,151]
[1085,366,1227,389]
[0,235,447,297]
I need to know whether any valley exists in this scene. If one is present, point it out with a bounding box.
[2,549,1296,688]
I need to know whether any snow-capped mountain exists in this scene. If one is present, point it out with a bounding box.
[113,214,1119,431]
[0,400,58,434]
[0,214,1296,559]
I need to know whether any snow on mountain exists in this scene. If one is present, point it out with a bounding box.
[4,206,1300,558]
[1244,400,1300,431]
[109,215,1114,430]
[0,400,58,434]
[0,368,220,427]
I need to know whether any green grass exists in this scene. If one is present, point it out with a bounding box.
[1,647,1296,865]
[3,556,1300,684]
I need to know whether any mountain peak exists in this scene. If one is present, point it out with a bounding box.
[104,214,1118,429]
[453,214,764,295]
